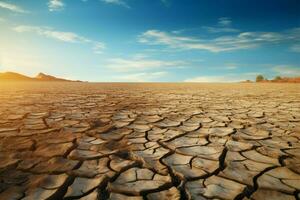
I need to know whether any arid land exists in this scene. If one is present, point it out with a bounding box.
[0,82,300,200]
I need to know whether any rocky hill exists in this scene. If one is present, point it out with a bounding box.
[0,72,79,82]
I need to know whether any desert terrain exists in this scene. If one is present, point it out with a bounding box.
[0,82,299,200]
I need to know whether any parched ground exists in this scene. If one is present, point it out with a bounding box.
[0,82,299,200]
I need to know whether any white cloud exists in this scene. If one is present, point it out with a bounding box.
[185,76,232,83]
[272,65,300,76]
[139,27,300,53]
[13,25,105,54]
[225,65,237,70]
[202,26,240,33]
[184,74,255,83]
[101,0,130,8]
[14,26,88,43]
[93,42,106,54]
[290,44,300,53]
[202,17,239,33]
[139,30,249,52]
[218,17,232,26]
[0,1,28,13]
[114,71,167,82]
[106,57,186,72]
[48,0,64,11]
[132,53,149,59]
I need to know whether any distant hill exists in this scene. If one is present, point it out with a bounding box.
[35,73,69,81]
[0,72,80,82]
[0,72,34,81]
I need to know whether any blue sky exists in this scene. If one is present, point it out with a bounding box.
[0,0,299,82]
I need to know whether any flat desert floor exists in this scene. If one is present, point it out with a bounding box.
[0,82,299,200]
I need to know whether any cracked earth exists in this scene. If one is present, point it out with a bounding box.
[0,82,300,200]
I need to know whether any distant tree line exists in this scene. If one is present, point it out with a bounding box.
[256,75,283,82]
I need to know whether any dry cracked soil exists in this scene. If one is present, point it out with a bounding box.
[0,82,299,200]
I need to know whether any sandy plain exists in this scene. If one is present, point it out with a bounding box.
[0,82,299,200]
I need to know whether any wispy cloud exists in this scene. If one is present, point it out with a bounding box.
[272,65,300,76]
[106,57,186,72]
[14,26,88,43]
[139,30,249,52]
[218,17,232,26]
[114,71,168,82]
[290,44,300,53]
[185,76,236,83]
[202,17,239,33]
[203,17,239,33]
[139,27,300,53]
[0,1,28,13]
[13,25,105,54]
[48,0,65,11]
[93,43,106,54]
[203,26,239,33]
[184,73,256,82]
[225,64,238,70]
[101,0,130,8]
